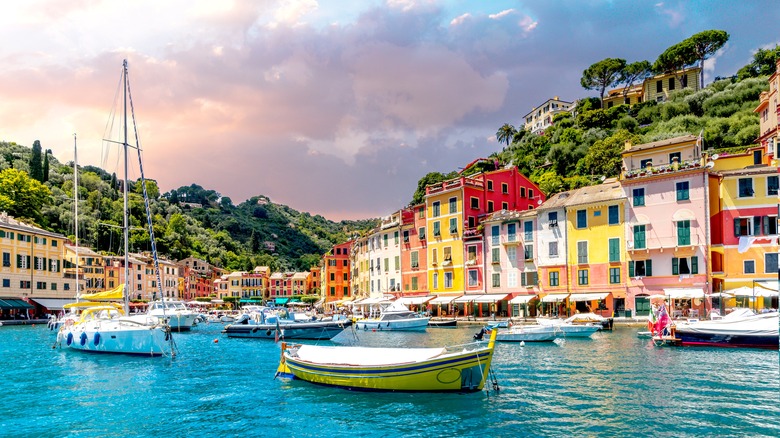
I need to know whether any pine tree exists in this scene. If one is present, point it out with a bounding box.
[30,140,43,182]
[43,149,50,182]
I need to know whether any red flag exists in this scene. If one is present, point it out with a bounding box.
[274,318,280,343]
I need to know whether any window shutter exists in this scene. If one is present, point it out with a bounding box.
[521,273,526,287]
[672,258,679,275]
[733,218,741,237]
[628,261,634,277]
[17,254,21,268]
[646,260,652,276]
[691,256,698,274]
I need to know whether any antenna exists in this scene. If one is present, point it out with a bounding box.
[537,199,542,206]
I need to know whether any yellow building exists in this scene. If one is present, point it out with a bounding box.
[643,67,702,103]
[562,181,627,315]
[425,183,465,298]
[0,213,69,316]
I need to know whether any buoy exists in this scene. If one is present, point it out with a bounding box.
[31,324,35,327]
[213,338,219,344]
[520,341,525,347]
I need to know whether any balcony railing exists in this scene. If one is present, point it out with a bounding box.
[627,234,702,251]
[426,177,484,195]
[623,160,703,179]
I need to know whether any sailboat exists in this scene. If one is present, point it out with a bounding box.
[56,60,174,356]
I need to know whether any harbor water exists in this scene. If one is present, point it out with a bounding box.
[1,323,778,437]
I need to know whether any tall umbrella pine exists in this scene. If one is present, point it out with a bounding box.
[581,58,627,108]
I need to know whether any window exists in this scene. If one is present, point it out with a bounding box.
[508,271,517,288]
[608,205,619,225]
[608,238,620,262]
[633,225,646,249]
[419,227,426,240]
[383,234,388,247]
[548,211,558,228]
[491,248,500,264]
[411,251,419,268]
[384,258,389,272]
[733,217,766,237]
[491,226,499,245]
[765,216,778,236]
[502,202,508,210]
[628,260,653,277]
[17,255,29,269]
[432,273,438,289]
[329,286,336,296]
[433,221,441,237]
[411,276,419,290]
[656,80,662,93]
[51,283,57,291]
[403,230,409,243]
[51,240,58,247]
[549,271,559,287]
[394,231,399,245]
[738,178,754,197]
[507,223,517,242]
[487,180,493,191]
[633,188,645,206]
[576,210,587,228]
[743,260,755,274]
[524,221,533,241]
[768,176,778,196]
[520,187,526,197]
[677,220,691,246]
[669,152,681,164]
[432,201,440,217]
[529,189,534,200]
[1,279,8,287]
[676,181,690,201]
[492,273,500,288]
[577,241,588,264]
[507,246,517,266]
[487,201,494,213]
[609,267,620,284]
[672,256,698,275]
[448,197,457,214]
[668,77,675,90]
[521,272,538,287]
[449,218,458,234]
[470,197,479,210]
[20,280,30,289]
[578,269,589,285]
[444,272,453,288]
[330,273,335,281]
[766,253,778,273]
[467,246,477,262]
[443,247,452,262]
[468,270,478,287]
[640,159,652,169]
[681,75,688,88]
[2,252,8,267]
[548,241,558,257]
[394,256,400,271]
[418,206,425,218]
[524,245,533,260]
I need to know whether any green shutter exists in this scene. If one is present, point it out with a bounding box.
[646,260,652,276]
[734,218,741,237]
[628,261,634,277]
[17,254,21,268]
[672,258,679,275]
[691,256,698,274]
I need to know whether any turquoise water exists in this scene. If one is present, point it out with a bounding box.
[1,323,778,437]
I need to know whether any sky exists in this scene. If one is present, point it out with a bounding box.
[0,1,778,221]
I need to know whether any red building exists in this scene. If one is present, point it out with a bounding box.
[323,241,352,303]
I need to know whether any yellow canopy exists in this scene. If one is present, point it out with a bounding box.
[79,284,125,301]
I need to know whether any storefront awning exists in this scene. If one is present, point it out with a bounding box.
[471,294,510,303]
[239,299,264,303]
[663,288,704,299]
[541,293,570,303]
[274,298,289,305]
[0,298,34,309]
[396,296,435,305]
[30,298,76,310]
[755,281,779,292]
[509,295,537,304]
[568,293,609,302]
[356,297,391,305]
[454,295,477,303]
[429,295,459,305]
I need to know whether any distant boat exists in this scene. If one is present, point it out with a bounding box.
[355,301,429,331]
[539,313,613,331]
[536,317,601,338]
[428,319,457,328]
[495,325,559,342]
[147,300,197,331]
[275,328,498,392]
[224,307,350,340]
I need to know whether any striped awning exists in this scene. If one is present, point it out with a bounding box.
[471,294,510,303]
[568,293,609,302]
[0,298,34,309]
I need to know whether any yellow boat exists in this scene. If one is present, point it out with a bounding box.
[275,328,497,392]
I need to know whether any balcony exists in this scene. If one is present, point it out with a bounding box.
[623,160,703,179]
[627,234,702,251]
[426,177,484,195]
[502,236,521,246]
[463,227,482,240]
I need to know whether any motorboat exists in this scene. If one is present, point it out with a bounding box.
[223,307,350,340]
[428,319,457,328]
[494,324,559,342]
[275,328,498,392]
[670,309,778,349]
[538,313,613,331]
[536,316,601,338]
[355,301,429,331]
[147,300,197,331]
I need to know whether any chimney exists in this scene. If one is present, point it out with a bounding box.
[554,96,559,100]
[624,140,632,151]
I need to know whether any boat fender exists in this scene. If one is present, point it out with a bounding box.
[66,332,73,346]
[252,327,259,333]
[80,332,88,346]
[266,329,272,336]
[93,332,101,346]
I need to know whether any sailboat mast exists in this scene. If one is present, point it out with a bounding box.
[123,59,130,315]
[74,133,79,302]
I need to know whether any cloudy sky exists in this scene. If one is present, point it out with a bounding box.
[0,1,777,220]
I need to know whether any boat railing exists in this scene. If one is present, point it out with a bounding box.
[442,340,488,353]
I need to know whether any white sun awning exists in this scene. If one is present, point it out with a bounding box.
[396,296,435,305]
[29,298,76,310]
[663,288,705,299]
[509,295,537,304]
[568,293,609,302]
[541,293,570,302]
[471,294,510,303]
[454,295,477,303]
[755,280,779,292]
[429,295,459,305]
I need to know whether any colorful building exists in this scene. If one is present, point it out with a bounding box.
[754,59,779,161]
[400,205,428,297]
[323,241,352,303]
[522,96,574,134]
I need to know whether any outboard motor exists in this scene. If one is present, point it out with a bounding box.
[473,327,488,341]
